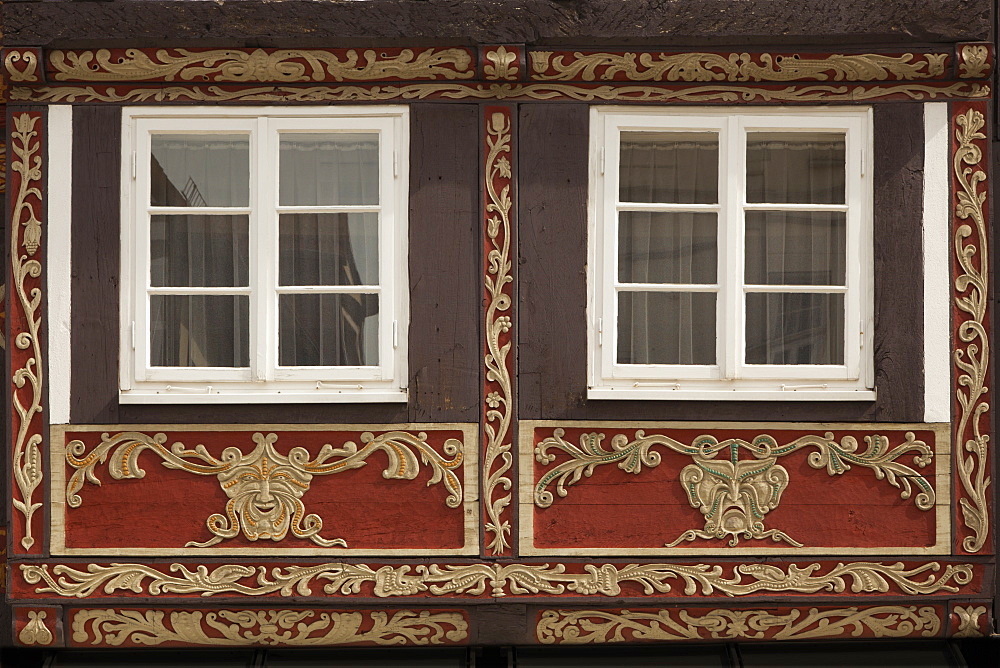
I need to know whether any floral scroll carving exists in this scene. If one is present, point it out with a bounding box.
[21,560,974,600]
[71,609,468,647]
[535,429,936,548]
[18,611,54,646]
[48,48,475,83]
[536,606,942,644]
[482,109,515,555]
[952,107,992,554]
[66,431,463,548]
[952,605,988,638]
[10,113,45,551]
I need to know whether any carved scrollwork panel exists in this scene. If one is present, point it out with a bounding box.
[69,608,469,647]
[536,606,943,644]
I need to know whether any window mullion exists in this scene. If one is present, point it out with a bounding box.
[722,116,744,380]
[253,117,273,383]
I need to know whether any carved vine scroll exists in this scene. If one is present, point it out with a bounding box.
[66,431,463,548]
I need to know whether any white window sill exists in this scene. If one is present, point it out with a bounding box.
[119,389,408,404]
[587,387,877,402]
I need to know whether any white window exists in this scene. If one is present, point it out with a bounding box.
[588,107,874,401]
[120,107,409,403]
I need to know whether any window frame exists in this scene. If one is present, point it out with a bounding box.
[587,106,875,401]
[119,106,409,404]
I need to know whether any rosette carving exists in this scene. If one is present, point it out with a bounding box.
[952,107,991,553]
[66,431,463,548]
[535,429,936,548]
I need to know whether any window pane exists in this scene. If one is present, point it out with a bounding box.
[746,132,846,204]
[744,211,846,285]
[150,295,249,367]
[618,211,717,284]
[279,294,379,366]
[746,293,844,364]
[617,291,716,364]
[279,133,379,206]
[279,213,379,286]
[619,132,718,204]
[150,215,249,287]
[150,135,249,207]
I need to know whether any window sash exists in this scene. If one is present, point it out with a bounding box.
[121,108,408,399]
[591,108,873,394]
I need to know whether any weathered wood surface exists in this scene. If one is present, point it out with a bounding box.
[71,106,121,425]
[2,0,992,47]
[873,103,925,422]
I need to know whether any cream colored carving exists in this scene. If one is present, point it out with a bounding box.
[66,431,463,548]
[4,50,39,82]
[952,605,987,638]
[953,108,991,553]
[11,81,989,105]
[71,609,467,646]
[18,611,54,646]
[48,48,475,82]
[536,429,934,548]
[536,606,941,644]
[21,561,974,599]
[959,45,990,79]
[482,111,514,555]
[529,51,948,82]
[485,46,518,80]
[10,114,44,550]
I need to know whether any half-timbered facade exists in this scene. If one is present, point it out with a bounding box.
[0,0,997,663]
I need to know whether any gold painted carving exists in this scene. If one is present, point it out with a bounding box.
[48,48,475,82]
[18,611,54,646]
[536,606,941,644]
[953,108,992,553]
[529,51,948,82]
[482,110,514,555]
[4,50,39,83]
[485,47,519,81]
[10,114,44,550]
[66,431,463,548]
[71,609,468,647]
[20,561,974,599]
[952,605,987,638]
[959,45,990,79]
[10,81,990,105]
[535,430,935,548]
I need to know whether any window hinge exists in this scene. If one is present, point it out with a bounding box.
[859,320,865,348]
[393,320,399,348]
[393,150,398,177]
[131,151,137,180]
[600,146,606,175]
[130,321,136,351]
[861,145,866,177]
[597,317,603,346]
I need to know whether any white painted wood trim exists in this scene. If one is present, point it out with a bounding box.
[923,103,951,423]
[47,106,73,424]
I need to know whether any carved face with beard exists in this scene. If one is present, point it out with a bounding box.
[185,433,346,548]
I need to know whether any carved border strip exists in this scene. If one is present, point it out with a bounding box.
[17,561,977,600]
[482,107,515,556]
[4,46,993,85]
[8,81,991,105]
[9,111,45,554]
[951,103,992,554]
[527,51,951,83]
[67,608,469,647]
[43,47,476,83]
[535,606,944,644]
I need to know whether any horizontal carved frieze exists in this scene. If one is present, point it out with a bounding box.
[16,560,979,601]
[68,608,469,647]
[536,605,944,644]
